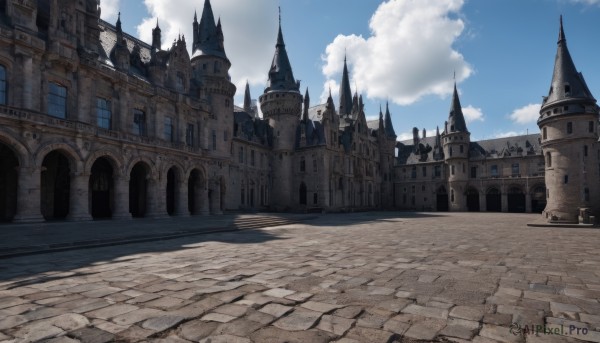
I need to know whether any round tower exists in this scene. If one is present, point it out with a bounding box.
[259,14,302,210]
[442,82,470,211]
[538,17,600,223]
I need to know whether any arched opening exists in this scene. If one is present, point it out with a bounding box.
[436,186,448,212]
[466,187,480,212]
[41,151,70,220]
[531,185,546,213]
[486,187,501,212]
[166,167,176,216]
[0,142,18,222]
[90,157,114,219]
[299,182,307,205]
[188,169,205,215]
[507,186,526,213]
[129,162,149,217]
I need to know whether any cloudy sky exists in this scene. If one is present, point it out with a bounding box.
[102,0,600,141]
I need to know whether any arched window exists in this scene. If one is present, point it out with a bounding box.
[0,65,6,105]
[48,82,67,118]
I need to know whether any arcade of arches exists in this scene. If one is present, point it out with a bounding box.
[435,184,545,213]
[0,141,222,223]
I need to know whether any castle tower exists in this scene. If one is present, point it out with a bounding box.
[151,19,161,53]
[538,16,600,223]
[339,57,353,117]
[442,82,470,211]
[190,0,235,157]
[379,102,397,208]
[258,10,302,210]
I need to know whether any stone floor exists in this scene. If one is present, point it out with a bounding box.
[0,212,599,342]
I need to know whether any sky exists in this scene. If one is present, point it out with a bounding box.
[101,0,600,142]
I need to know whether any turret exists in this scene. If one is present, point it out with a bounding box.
[538,16,600,223]
[384,102,396,139]
[442,81,471,211]
[243,81,252,113]
[258,9,302,210]
[111,13,130,71]
[152,19,161,53]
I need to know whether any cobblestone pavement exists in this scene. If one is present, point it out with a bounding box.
[1,212,600,343]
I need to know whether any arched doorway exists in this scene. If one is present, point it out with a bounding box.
[466,187,480,212]
[508,186,526,213]
[129,162,149,217]
[41,151,71,220]
[299,182,307,205]
[90,157,114,219]
[166,167,176,216]
[531,185,546,213]
[0,142,18,222]
[436,186,448,211]
[486,187,501,212]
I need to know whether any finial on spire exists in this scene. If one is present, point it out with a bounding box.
[194,10,197,21]
[156,18,159,29]
[558,15,566,43]
[279,6,281,26]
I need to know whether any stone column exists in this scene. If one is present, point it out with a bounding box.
[501,193,508,213]
[112,175,132,220]
[175,180,189,216]
[526,193,532,213]
[13,167,44,223]
[67,172,92,221]
[147,178,168,218]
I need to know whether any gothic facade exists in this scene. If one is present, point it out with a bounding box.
[0,1,596,224]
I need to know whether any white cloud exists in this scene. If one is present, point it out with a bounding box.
[508,103,541,124]
[100,0,121,22]
[569,0,600,5]
[463,105,484,123]
[137,0,277,94]
[396,128,437,142]
[493,131,525,139]
[321,0,472,106]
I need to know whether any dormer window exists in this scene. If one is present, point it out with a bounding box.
[564,84,571,95]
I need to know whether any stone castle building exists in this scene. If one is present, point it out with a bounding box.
[0,1,596,224]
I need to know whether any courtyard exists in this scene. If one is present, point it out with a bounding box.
[0,212,599,342]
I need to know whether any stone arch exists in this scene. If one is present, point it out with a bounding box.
[188,167,207,215]
[39,148,77,220]
[84,149,124,176]
[0,128,31,168]
[0,138,20,221]
[89,156,118,219]
[125,155,158,180]
[165,164,185,216]
[486,186,501,212]
[129,161,153,217]
[34,142,82,172]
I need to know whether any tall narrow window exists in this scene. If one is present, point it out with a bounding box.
[133,109,146,136]
[567,122,573,134]
[300,157,306,172]
[451,165,455,175]
[512,163,520,176]
[211,130,217,150]
[96,98,111,129]
[251,150,255,166]
[0,65,6,105]
[313,159,317,173]
[589,121,594,133]
[239,147,244,163]
[585,188,590,202]
[411,166,417,179]
[491,165,498,177]
[470,166,477,178]
[422,166,427,177]
[460,145,464,153]
[164,117,173,142]
[543,127,547,139]
[584,145,589,157]
[48,82,67,118]
[186,123,194,146]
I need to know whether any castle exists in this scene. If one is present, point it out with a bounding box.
[0,1,596,224]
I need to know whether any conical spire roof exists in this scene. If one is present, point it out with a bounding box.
[243,81,252,112]
[447,83,468,133]
[265,9,299,93]
[302,88,310,122]
[193,0,227,60]
[541,16,595,110]
[384,102,396,138]
[339,56,353,116]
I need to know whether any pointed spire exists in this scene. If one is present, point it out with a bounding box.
[116,12,122,32]
[194,10,198,22]
[243,81,252,113]
[378,104,385,132]
[435,126,441,147]
[152,18,162,52]
[265,7,299,93]
[447,82,468,133]
[193,0,227,59]
[302,88,310,122]
[541,15,596,110]
[339,56,353,117]
[384,101,396,138]
[155,18,160,29]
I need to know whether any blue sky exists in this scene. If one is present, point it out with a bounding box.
[103,0,600,141]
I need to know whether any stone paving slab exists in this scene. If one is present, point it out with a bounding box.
[1,212,600,342]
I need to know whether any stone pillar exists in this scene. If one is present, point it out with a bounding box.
[210,181,222,215]
[501,193,508,213]
[525,193,532,213]
[479,192,486,212]
[175,180,189,216]
[67,172,92,221]
[13,167,44,223]
[113,175,132,220]
[147,178,168,218]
